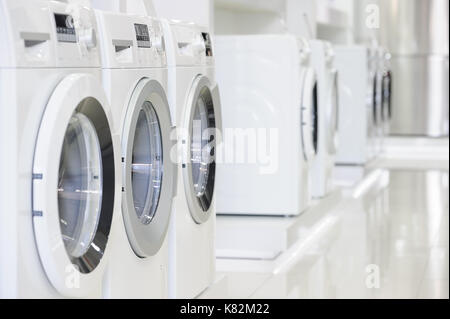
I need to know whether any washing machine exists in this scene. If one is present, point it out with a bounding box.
[0,0,120,298]
[162,20,222,299]
[214,34,317,216]
[334,45,376,165]
[309,40,339,198]
[93,8,177,299]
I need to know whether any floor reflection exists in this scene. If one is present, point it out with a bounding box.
[210,169,449,299]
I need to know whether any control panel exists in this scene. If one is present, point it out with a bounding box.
[168,22,215,66]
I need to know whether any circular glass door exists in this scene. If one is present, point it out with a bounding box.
[301,69,318,162]
[183,76,218,225]
[372,74,378,125]
[190,86,216,213]
[387,71,392,120]
[56,99,115,274]
[58,112,103,259]
[382,71,392,121]
[381,73,388,122]
[122,79,176,258]
[131,102,163,226]
[311,82,319,155]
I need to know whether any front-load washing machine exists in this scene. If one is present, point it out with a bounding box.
[0,0,120,298]
[309,40,339,198]
[334,45,376,165]
[214,34,317,216]
[162,20,222,299]
[94,8,177,299]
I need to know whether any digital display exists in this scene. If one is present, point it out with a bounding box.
[134,24,151,48]
[54,13,77,43]
[202,32,213,57]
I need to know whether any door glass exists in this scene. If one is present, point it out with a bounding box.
[387,71,392,119]
[190,86,216,212]
[382,74,387,121]
[131,101,163,225]
[192,93,210,196]
[312,82,319,154]
[372,75,378,125]
[382,72,392,121]
[58,112,103,259]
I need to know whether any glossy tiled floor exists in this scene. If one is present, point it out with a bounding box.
[202,143,449,299]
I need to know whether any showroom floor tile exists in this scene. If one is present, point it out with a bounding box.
[202,158,449,299]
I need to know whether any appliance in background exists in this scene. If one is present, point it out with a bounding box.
[94,8,177,299]
[334,45,376,165]
[379,0,449,137]
[215,34,317,216]
[162,20,222,299]
[0,0,119,298]
[309,39,339,198]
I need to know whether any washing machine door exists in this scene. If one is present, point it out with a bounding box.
[121,78,176,258]
[301,68,319,161]
[372,73,379,127]
[382,70,392,121]
[325,69,339,155]
[387,71,392,120]
[375,72,384,131]
[182,75,221,224]
[32,74,116,298]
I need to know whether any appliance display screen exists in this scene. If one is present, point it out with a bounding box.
[54,13,77,43]
[134,24,151,48]
[202,32,213,57]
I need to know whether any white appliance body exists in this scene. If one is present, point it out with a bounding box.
[214,35,317,216]
[163,20,222,299]
[334,45,376,165]
[95,10,176,299]
[0,0,120,298]
[309,40,339,198]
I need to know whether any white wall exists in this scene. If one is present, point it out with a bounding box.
[215,9,286,35]
[284,0,317,39]
[353,0,380,44]
[214,0,317,38]
[91,0,157,15]
[152,0,213,29]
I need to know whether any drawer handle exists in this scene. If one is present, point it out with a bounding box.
[20,32,50,47]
